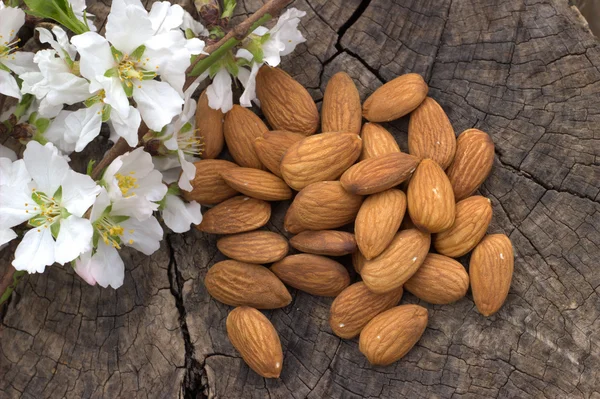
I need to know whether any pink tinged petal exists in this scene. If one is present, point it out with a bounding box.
[61,170,101,217]
[70,32,114,83]
[0,6,25,42]
[109,105,141,147]
[90,188,111,222]
[54,216,93,264]
[133,79,184,131]
[74,250,97,286]
[162,194,202,233]
[106,4,154,54]
[90,241,125,289]
[3,51,36,74]
[0,229,17,247]
[23,141,70,195]
[12,227,55,273]
[206,68,233,113]
[121,215,163,255]
[64,104,103,152]
[110,195,157,221]
[0,144,17,161]
[0,69,21,100]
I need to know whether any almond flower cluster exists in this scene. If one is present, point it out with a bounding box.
[0,0,306,289]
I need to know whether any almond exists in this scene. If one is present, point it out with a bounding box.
[404,254,469,304]
[205,260,292,309]
[340,152,420,195]
[359,305,428,366]
[254,131,305,178]
[362,73,428,122]
[361,229,430,294]
[217,231,289,264]
[280,132,363,190]
[256,66,319,135]
[196,89,224,159]
[434,196,492,257]
[408,97,456,169]
[226,307,283,378]
[355,189,406,260]
[352,250,366,274]
[221,167,292,201]
[271,254,350,297]
[321,72,362,134]
[183,159,238,205]
[470,234,514,316]
[284,181,363,234]
[359,123,401,160]
[197,196,271,234]
[407,159,455,233]
[329,282,403,339]
[446,128,495,201]
[224,105,268,169]
[289,230,356,256]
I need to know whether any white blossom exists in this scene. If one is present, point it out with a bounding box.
[205,67,233,113]
[161,191,202,233]
[102,147,168,220]
[0,141,101,273]
[68,0,97,31]
[74,188,163,288]
[257,8,306,67]
[0,4,35,100]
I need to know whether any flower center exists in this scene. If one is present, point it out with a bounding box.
[177,129,205,157]
[26,189,62,231]
[117,55,157,88]
[0,36,20,61]
[115,172,139,197]
[95,216,124,249]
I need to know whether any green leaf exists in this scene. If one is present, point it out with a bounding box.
[130,44,146,61]
[14,94,34,119]
[28,111,38,124]
[104,67,119,78]
[53,185,63,202]
[50,221,60,239]
[185,28,196,40]
[102,104,112,122]
[0,63,10,72]
[86,159,96,176]
[122,82,134,97]
[35,117,50,134]
[23,0,89,35]
[221,0,236,19]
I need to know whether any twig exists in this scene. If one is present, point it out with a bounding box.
[90,0,292,180]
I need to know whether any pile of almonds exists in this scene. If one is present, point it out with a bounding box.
[187,66,514,377]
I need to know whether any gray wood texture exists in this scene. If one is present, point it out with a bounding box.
[2,0,600,397]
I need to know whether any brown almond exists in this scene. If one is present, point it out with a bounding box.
[284,181,363,234]
[256,66,319,135]
[407,159,455,233]
[404,254,469,304]
[434,196,492,257]
[196,89,224,159]
[217,231,289,264]
[470,234,514,316]
[322,72,362,134]
[361,229,430,294]
[227,307,283,378]
[221,167,292,201]
[271,254,350,297]
[280,132,363,190]
[197,196,270,234]
[290,230,356,256]
[360,123,401,160]
[359,305,428,366]
[362,73,428,122]
[340,152,420,195]
[446,128,495,201]
[408,97,456,169]
[224,105,268,169]
[183,159,238,205]
[205,260,292,309]
[355,189,406,260]
[254,131,305,178]
[329,282,403,339]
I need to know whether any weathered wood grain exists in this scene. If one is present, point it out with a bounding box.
[3,0,600,398]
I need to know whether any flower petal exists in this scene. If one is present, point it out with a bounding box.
[133,79,183,131]
[109,105,141,147]
[0,182,33,228]
[0,69,21,100]
[148,2,184,34]
[3,51,37,75]
[121,215,163,255]
[182,10,208,36]
[177,150,195,192]
[63,104,103,152]
[135,169,168,201]
[110,195,157,221]
[54,216,93,264]
[43,110,77,154]
[206,68,233,113]
[106,3,154,54]
[90,188,111,222]
[73,250,97,286]
[162,194,202,233]
[90,241,125,289]
[0,228,17,247]
[23,141,70,195]
[0,5,25,42]
[70,32,114,85]
[0,144,17,161]
[238,62,261,107]
[61,170,101,217]
[12,227,55,273]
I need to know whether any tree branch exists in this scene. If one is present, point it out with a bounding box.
[90,0,292,180]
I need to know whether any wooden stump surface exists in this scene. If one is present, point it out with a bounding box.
[3,0,600,398]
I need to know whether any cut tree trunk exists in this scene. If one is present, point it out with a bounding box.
[2,0,600,398]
